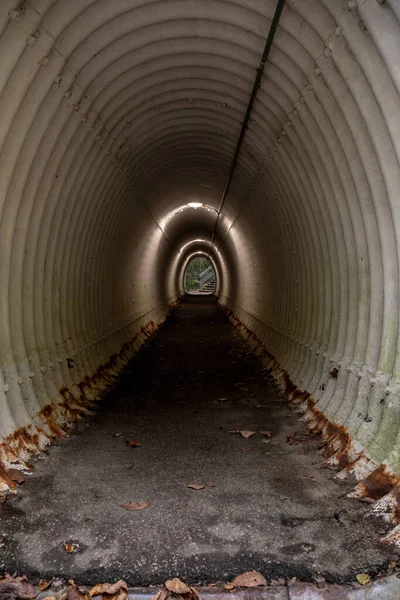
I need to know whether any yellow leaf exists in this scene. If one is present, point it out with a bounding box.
[356,574,370,586]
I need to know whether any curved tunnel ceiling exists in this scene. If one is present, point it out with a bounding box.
[1,0,400,493]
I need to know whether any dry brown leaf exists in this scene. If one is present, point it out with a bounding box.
[302,474,314,480]
[205,481,216,487]
[229,430,256,439]
[187,484,205,490]
[217,398,228,402]
[237,386,249,392]
[120,501,150,511]
[232,571,267,588]
[189,587,200,600]
[89,581,127,597]
[165,578,190,594]
[89,584,106,597]
[224,584,234,590]
[287,432,297,444]
[113,432,123,437]
[243,447,253,453]
[66,582,89,600]
[104,581,128,596]
[255,404,267,408]
[63,542,78,553]
[150,590,170,600]
[0,575,37,599]
[240,430,256,439]
[259,431,271,437]
[39,579,54,592]
[126,440,141,448]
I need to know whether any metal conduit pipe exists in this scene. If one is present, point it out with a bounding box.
[2,0,400,535]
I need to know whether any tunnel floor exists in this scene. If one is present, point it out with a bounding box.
[0,296,396,585]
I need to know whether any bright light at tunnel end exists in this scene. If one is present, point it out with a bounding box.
[187,202,203,208]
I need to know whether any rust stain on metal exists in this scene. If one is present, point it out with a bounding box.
[0,299,184,496]
[220,302,400,532]
[355,465,400,501]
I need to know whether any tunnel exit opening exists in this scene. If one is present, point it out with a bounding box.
[184,256,216,294]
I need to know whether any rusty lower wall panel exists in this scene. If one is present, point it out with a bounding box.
[0,296,184,497]
[220,303,400,546]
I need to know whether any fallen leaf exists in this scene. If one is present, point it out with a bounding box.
[63,542,79,553]
[205,481,216,487]
[89,581,128,597]
[224,584,234,590]
[113,432,123,437]
[39,579,54,592]
[262,438,271,445]
[66,582,89,600]
[356,574,370,586]
[243,447,253,453]
[302,474,314,480]
[187,484,205,490]
[232,571,267,588]
[229,430,256,439]
[255,404,267,408]
[237,386,249,392]
[43,597,56,600]
[126,440,141,448]
[150,591,169,600]
[287,432,298,444]
[218,397,228,402]
[259,431,271,437]
[189,587,200,600]
[241,430,255,439]
[120,501,150,511]
[165,578,190,594]
[0,575,37,599]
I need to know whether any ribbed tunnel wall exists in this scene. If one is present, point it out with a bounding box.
[2,0,400,496]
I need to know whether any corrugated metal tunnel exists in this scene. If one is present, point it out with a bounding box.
[2,0,400,543]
